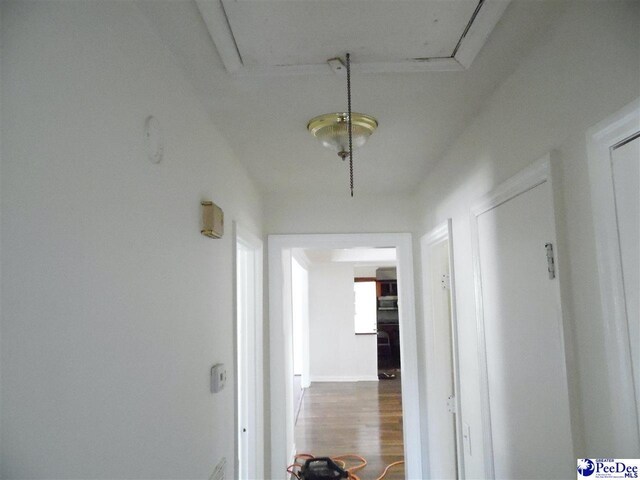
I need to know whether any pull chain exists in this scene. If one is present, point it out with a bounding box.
[346,53,353,197]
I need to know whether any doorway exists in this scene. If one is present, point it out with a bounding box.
[291,254,310,424]
[293,250,401,478]
[268,233,423,480]
[234,224,264,480]
[370,266,401,377]
[421,220,464,479]
[296,249,397,383]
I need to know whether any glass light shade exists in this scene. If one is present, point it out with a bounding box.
[307,113,378,155]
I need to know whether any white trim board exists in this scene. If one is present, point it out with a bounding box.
[195,0,510,75]
[233,223,264,480]
[587,97,640,454]
[268,233,424,480]
[420,219,465,480]
[470,154,575,478]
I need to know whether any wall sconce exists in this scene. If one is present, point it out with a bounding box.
[201,201,224,239]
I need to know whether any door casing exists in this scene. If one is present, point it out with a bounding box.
[234,223,264,480]
[267,233,424,480]
[421,220,464,479]
[587,98,640,454]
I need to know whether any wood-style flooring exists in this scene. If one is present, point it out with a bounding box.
[294,374,405,480]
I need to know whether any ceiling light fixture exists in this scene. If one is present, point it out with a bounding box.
[307,54,378,197]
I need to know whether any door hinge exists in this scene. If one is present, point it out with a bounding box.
[545,243,556,279]
[447,394,456,414]
[441,273,450,290]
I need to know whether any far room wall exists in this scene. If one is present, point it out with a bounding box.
[308,263,378,382]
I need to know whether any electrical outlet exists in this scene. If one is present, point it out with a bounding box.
[209,457,226,480]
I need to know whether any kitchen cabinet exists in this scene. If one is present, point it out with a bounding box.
[376,279,397,297]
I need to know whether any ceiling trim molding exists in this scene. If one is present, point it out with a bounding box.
[195,0,243,73]
[455,0,511,69]
[196,0,511,75]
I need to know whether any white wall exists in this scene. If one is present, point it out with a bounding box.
[308,263,377,382]
[412,1,640,476]
[354,266,378,277]
[265,192,416,234]
[0,2,262,478]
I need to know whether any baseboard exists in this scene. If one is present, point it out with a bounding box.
[294,386,305,425]
[310,375,379,382]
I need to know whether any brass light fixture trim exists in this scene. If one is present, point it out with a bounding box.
[307,53,376,196]
[307,112,378,160]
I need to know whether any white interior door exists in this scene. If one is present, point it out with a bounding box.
[422,220,464,479]
[611,135,640,422]
[291,257,305,379]
[291,254,310,430]
[474,159,573,479]
[587,99,640,454]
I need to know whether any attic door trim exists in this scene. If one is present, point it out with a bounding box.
[195,0,510,75]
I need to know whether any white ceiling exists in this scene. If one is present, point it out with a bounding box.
[137,0,565,195]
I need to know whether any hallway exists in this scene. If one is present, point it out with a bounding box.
[2,2,639,477]
[294,376,404,480]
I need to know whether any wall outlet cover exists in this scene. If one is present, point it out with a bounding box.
[211,364,226,393]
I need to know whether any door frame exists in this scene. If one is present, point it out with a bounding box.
[421,219,464,479]
[268,233,424,480]
[587,97,640,453]
[234,223,264,480]
[470,154,573,477]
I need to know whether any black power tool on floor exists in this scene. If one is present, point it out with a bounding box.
[299,457,349,480]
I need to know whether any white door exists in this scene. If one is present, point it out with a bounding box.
[587,99,640,454]
[474,159,573,479]
[426,238,459,478]
[611,135,640,422]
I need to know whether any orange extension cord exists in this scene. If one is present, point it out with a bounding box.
[287,453,404,480]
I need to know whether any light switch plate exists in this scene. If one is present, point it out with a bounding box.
[211,364,226,393]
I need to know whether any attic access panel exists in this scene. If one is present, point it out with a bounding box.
[196,0,511,75]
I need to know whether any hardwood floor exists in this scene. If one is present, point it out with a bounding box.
[294,374,405,480]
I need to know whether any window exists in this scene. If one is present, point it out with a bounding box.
[354,280,377,334]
